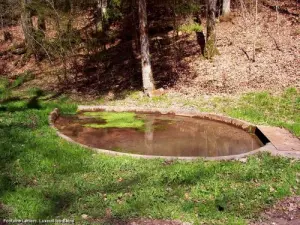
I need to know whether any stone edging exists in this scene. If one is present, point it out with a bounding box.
[49,106,299,160]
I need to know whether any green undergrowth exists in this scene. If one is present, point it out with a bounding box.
[83,112,145,129]
[0,87,299,224]
[178,22,203,33]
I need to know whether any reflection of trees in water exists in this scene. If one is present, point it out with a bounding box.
[222,141,230,156]
[55,115,261,157]
[144,117,154,154]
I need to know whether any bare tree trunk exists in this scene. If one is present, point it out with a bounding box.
[20,0,46,61]
[20,0,35,54]
[138,0,155,95]
[0,11,3,30]
[252,0,258,62]
[144,117,154,154]
[204,0,219,59]
[222,0,231,16]
[131,0,142,85]
[194,14,205,55]
[96,0,108,32]
[131,0,140,59]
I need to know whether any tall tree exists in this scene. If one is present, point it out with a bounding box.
[222,0,230,16]
[96,0,108,32]
[138,0,155,95]
[204,0,219,59]
[194,14,206,55]
[131,0,140,59]
[20,0,36,55]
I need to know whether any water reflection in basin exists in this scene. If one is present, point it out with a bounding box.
[54,112,263,157]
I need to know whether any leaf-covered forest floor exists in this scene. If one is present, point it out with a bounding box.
[0,2,299,97]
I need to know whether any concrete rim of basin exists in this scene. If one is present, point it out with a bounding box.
[48,106,285,161]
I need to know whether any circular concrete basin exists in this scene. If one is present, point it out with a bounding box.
[49,106,271,160]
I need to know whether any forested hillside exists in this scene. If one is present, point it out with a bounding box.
[0,0,299,97]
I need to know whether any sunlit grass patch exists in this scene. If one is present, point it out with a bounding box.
[0,87,299,224]
[225,88,300,136]
[179,23,203,33]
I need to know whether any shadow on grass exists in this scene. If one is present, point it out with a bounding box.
[0,94,298,222]
[0,91,44,218]
[0,123,31,218]
[0,90,43,113]
[0,107,78,219]
[38,192,76,218]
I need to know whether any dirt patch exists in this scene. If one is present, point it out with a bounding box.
[251,196,300,225]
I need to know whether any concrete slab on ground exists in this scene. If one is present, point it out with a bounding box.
[258,126,300,152]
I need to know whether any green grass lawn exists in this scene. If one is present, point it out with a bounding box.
[0,87,299,225]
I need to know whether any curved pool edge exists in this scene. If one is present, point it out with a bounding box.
[49,107,298,161]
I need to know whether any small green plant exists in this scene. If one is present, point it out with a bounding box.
[179,23,203,33]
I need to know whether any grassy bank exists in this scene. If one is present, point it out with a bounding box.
[0,87,299,225]
[106,87,300,137]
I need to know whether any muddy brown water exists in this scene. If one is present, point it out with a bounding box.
[54,113,263,157]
